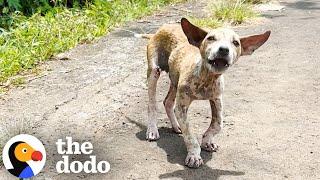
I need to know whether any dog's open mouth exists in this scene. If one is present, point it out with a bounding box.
[208,58,230,69]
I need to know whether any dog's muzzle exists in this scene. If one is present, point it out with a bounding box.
[208,57,230,72]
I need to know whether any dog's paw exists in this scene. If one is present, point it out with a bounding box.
[172,126,182,134]
[201,138,219,152]
[185,153,203,168]
[201,142,219,152]
[146,126,160,141]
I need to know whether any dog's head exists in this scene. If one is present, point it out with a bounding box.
[181,18,271,74]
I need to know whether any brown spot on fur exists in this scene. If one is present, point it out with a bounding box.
[194,82,200,89]
[181,85,193,96]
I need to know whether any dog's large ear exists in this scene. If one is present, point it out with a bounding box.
[240,31,271,56]
[181,18,208,48]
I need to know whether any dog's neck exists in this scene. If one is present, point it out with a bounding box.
[194,57,222,82]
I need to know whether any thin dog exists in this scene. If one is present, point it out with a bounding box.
[145,18,270,168]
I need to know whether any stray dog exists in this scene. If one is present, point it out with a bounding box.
[144,18,270,168]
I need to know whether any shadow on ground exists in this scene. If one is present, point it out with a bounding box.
[283,0,320,10]
[126,117,245,180]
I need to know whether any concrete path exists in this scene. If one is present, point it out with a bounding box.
[0,0,319,179]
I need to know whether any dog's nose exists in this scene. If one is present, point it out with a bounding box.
[218,46,229,56]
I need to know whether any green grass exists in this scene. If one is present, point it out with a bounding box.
[190,17,222,29]
[0,0,185,86]
[191,0,258,28]
[11,76,26,86]
[213,0,257,24]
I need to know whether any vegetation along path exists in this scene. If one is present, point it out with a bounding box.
[0,0,319,179]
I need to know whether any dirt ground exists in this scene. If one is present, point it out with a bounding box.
[0,0,319,179]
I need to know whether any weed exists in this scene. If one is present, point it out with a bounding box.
[190,0,258,30]
[11,76,25,86]
[212,0,257,25]
[189,17,222,29]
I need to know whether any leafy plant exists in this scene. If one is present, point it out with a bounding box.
[0,0,95,29]
[7,0,22,11]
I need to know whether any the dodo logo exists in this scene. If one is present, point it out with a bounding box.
[2,134,46,178]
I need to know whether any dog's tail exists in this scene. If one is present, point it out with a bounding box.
[118,28,154,39]
[134,33,154,39]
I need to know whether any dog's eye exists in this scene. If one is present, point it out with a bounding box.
[207,36,216,41]
[233,40,240,47]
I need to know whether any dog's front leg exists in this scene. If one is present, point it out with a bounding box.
[201,96,223,152]
[175,91,203,168]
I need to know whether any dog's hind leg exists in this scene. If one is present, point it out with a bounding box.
[146,37,170,140]
[146,65,161,141]
[163,84,181,133]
